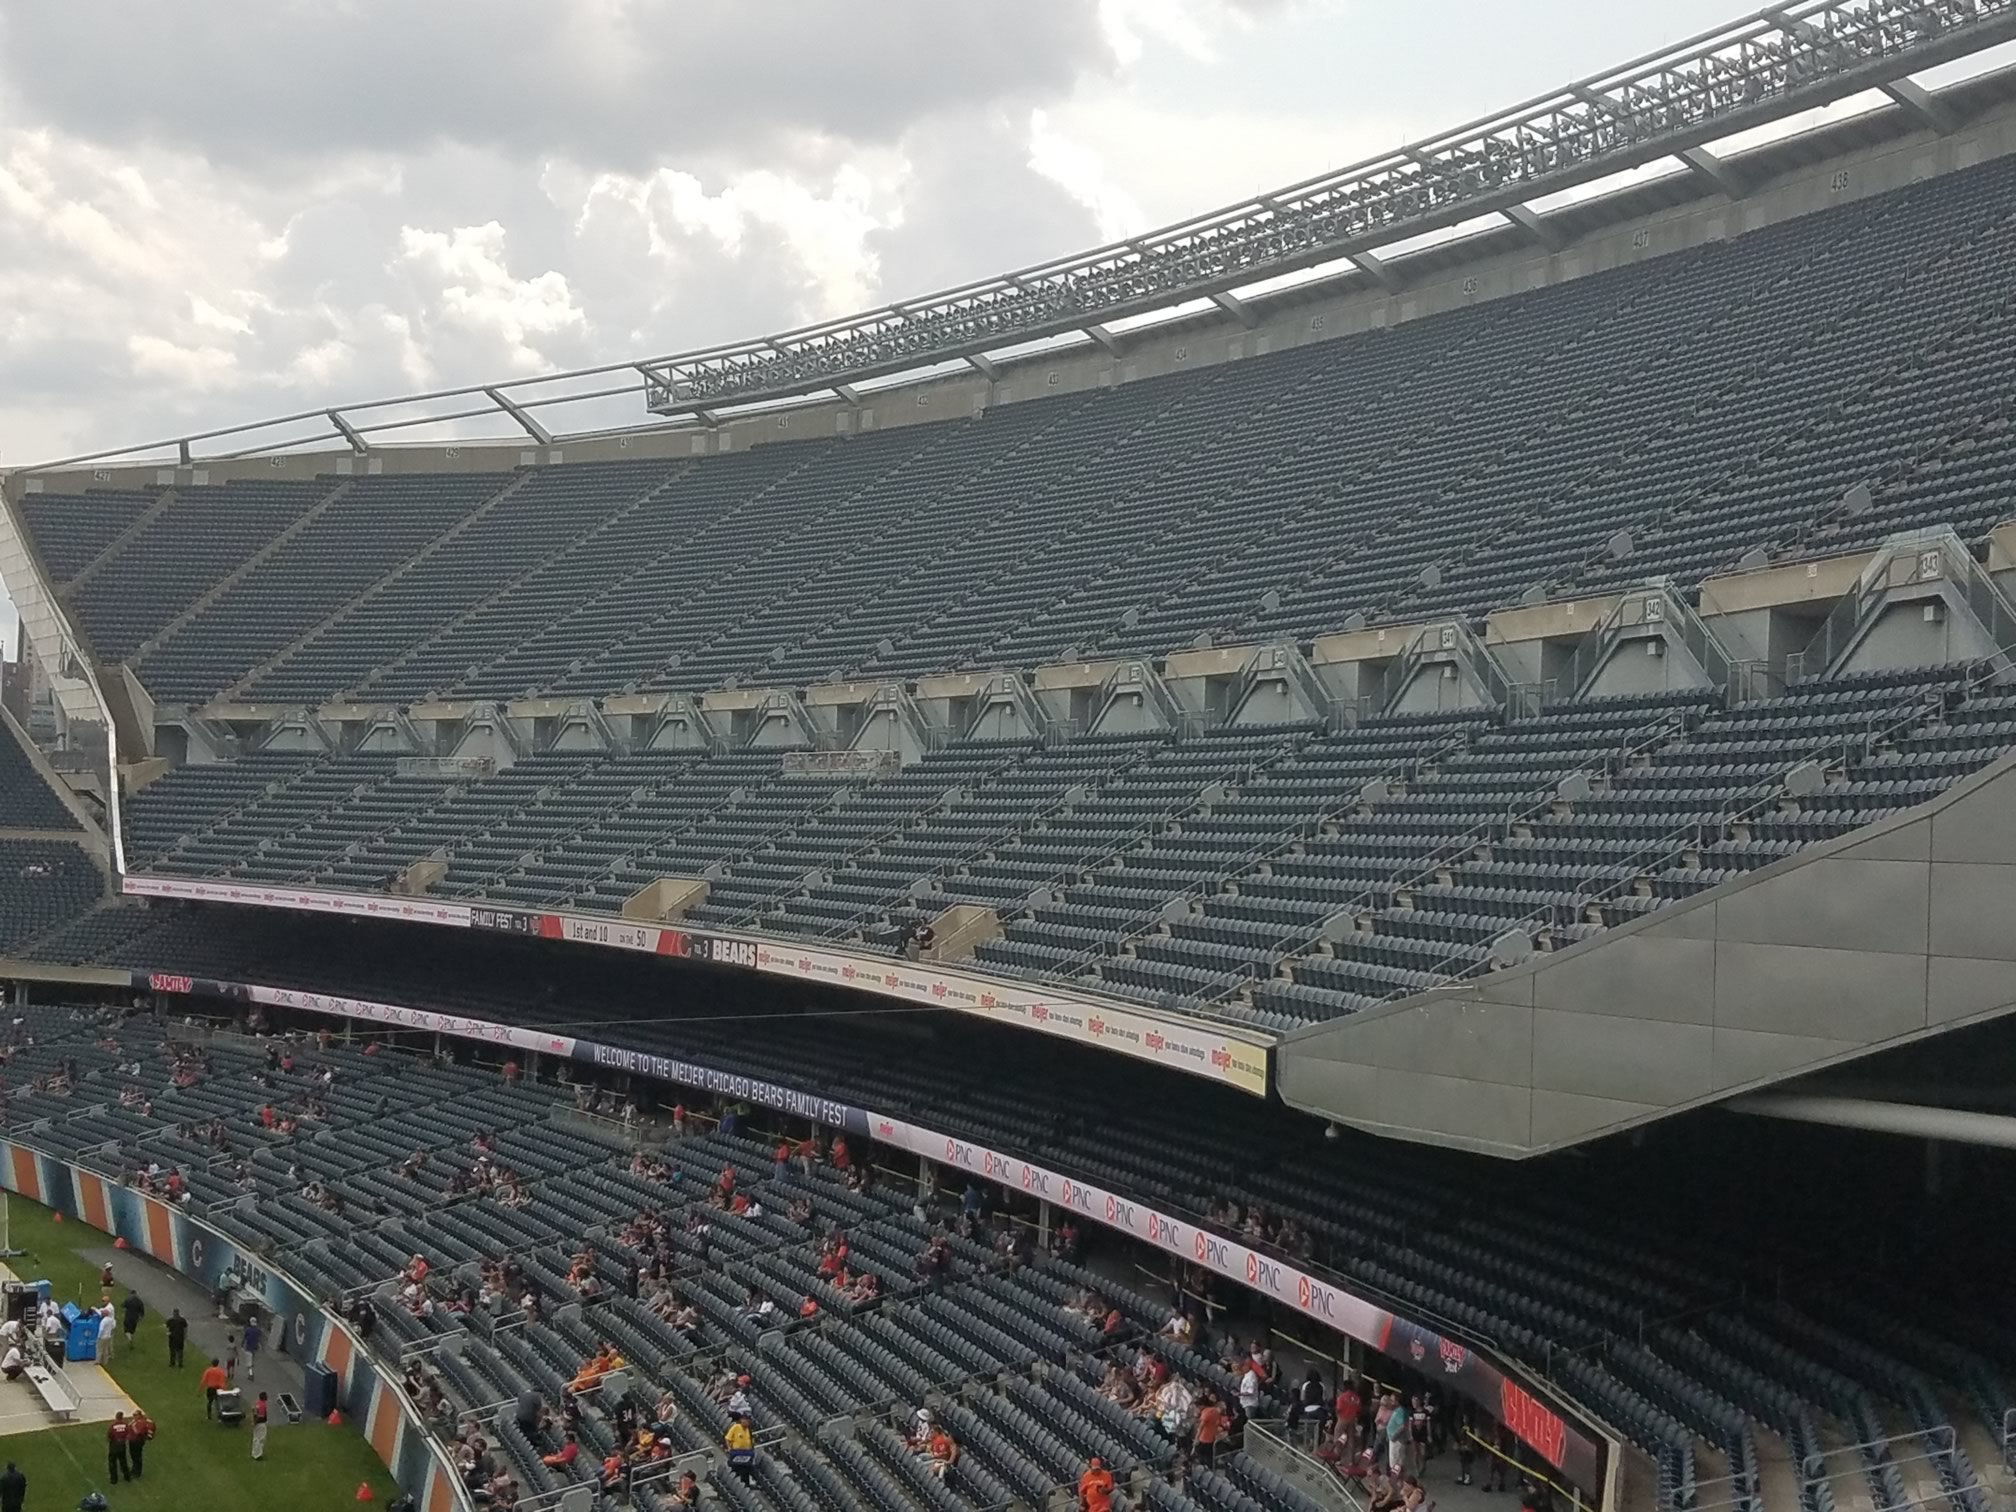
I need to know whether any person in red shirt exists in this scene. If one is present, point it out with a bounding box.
[773,1142,792,1179]
[1336,1383,1363,1454]
[542,1433,580,1469]
[1194,1392,1226,1468]
[830,1136,850,1172]
[127,1409,155,1479]
[258,1104,276,1129]
[1078,1456,1115,1512]
[106,1412,133,1483]
[798,1295,819,1321]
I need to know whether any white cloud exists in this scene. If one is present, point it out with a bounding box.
[1027,109,1147,243]
[397,222,589,373]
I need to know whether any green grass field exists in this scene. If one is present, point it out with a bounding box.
[0,1196,401,1511]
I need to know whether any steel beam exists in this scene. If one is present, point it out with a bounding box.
[1502,204,1564,251]
[1680,145,1748,200]
[483,387,554,447]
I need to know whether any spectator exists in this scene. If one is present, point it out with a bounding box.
[1238,1358,1263,1414]
[541,1433,579,1470]
[1335,1379,1363,1455]
[1194,1391,1226,1468]
[1078,1455,1115,1512]
[1383,1394,1410,1476]
[927,1424,959,1479]
[165,1308,188,1367]
[1295,1367,1329,1442]
[724,1412,755,1484]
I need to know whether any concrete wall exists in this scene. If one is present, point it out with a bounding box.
[1277,746,2016,1157]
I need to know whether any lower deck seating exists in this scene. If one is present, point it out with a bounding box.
[7,923,2014,1512]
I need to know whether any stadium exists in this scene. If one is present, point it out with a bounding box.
[5,2,2016,1510]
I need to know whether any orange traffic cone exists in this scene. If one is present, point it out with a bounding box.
[114,1236,128,1250]
[327,1409,343,1426]
[51,1212,60,1223]
[355,1483,375,1502]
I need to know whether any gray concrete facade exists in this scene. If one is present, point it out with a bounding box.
[1276,746,2016,1157]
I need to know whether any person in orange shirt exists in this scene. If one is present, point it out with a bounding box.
[1078,1456,1115,1512]
[201,1358,230,1418]
[1194,1392,1226,1469]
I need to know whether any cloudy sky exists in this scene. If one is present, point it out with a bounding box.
[0,0,1779,655]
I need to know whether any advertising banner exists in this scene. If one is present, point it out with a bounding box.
[0,1139,468,1512]
[575,1039,872,1133]
[122,874,472,928]
[740,938,1270,1094]
[537,913,687,956]
[244,986,579,1057]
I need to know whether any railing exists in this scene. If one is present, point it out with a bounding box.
[1245,1416,1369,1512]
[1566,581,1736,699]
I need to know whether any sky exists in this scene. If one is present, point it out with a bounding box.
[0,0,1804,658]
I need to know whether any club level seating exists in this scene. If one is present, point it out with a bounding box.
[0,716,77,831]
[95,666,2016,1032]
[16,157,2016,709]
[0,841,103,955]
[5,967,2009,1512]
